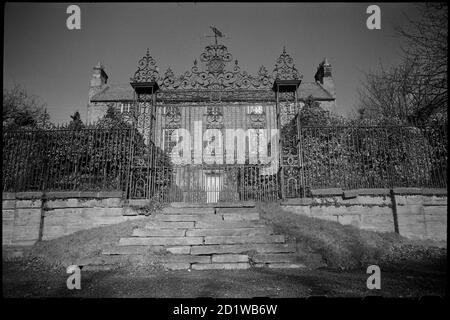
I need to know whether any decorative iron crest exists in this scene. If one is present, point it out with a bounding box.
[273,47,302,81]
[158,44,302,91]
[130,49,159,83]
[205,106,224,129]
[200,44,232,73]
[248,105,266,129]
[165,106,182,129]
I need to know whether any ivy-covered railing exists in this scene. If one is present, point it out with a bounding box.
[298,123,447,192]
[2,128,134,193]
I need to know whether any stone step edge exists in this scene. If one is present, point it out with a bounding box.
[102,249,302,263]
[81,261,307,271]
[119,236,286,246]
[253,263,307,269]
[150,213,260,220]
[132,227,275,237]
[104,243,298,256]
[168,262,307,270]
[144,222,269,229]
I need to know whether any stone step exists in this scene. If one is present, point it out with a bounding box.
[133,229,186,237]
[251,253,300,263]
[195,221,267,229]
[216,207,259,214]
[152,212,259,222]
[145,221,195,229]
[186,227,273,237]
[163,262,192,270]
[254,262,306,269]
[211,254,249,263]
[204,235,285,245]
[164,246,192,254]
[104,245,192,255]
[145,254,211,264]
[162,207,214,214]
[190,243,296,255]
[119,237,203,246]
[152,214,222,222]
[191,262,250,270]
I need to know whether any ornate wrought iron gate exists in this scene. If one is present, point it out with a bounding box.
[125,43,303,203]
[127,96,285,203]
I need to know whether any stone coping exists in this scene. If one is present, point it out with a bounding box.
[309,188,446,197]
[396,188,447,196]
[3,191,123,200]
[282,188,447,206]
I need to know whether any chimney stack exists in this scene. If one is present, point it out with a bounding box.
[89,62,108,100]
[314,58,335,98]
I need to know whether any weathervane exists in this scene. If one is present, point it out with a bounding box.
[204,25,228,45]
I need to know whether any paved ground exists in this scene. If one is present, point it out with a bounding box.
[3,259,446,298]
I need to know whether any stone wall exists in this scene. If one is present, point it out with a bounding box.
[282,188,447,241]
[2,191,141,246]
[3,188,446,247]
[2,192,43,246]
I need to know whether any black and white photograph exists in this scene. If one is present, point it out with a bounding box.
[2,2,447,304]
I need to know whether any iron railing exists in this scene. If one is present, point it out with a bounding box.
[2,122,447,198]
[2,128,133,193]
[297,123,447,193]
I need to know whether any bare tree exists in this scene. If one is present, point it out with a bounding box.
[3,84,51,129]
[357,3,447,124]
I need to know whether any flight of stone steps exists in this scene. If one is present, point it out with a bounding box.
[88,203,316,271]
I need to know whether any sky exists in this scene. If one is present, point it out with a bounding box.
[4,2,422,124]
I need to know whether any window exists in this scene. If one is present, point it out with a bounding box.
[120,102,131,113]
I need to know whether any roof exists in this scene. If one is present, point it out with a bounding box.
[91,81,334,102]
[298,82,334,100]
[91,84,134,101]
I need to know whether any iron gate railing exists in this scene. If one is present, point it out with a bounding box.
[126,102,281,203]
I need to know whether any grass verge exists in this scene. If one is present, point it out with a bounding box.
[258,202,446,271]
[3,217,149,271]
